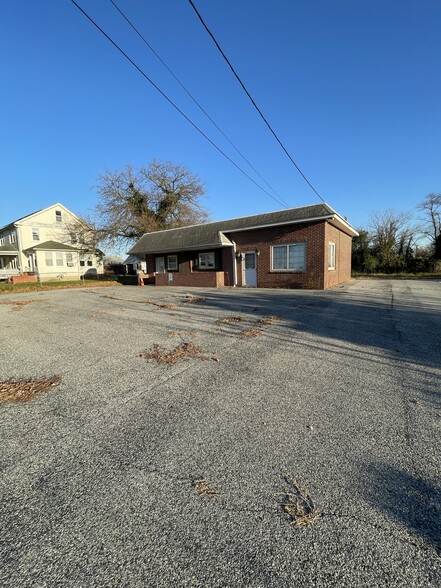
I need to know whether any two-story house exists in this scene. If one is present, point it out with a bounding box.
[0,203,104,281]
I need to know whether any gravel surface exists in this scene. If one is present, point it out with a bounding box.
[0,279,440,587]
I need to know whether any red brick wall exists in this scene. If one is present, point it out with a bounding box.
[324,223,353,288]
[228,221,326,289]
[10,275,38,284]
[155,271,225,287]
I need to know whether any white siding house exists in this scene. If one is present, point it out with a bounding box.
[0,203,104,281]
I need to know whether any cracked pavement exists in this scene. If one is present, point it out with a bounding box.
[0,279,440,587]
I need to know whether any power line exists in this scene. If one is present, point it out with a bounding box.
[69,0,289,210]
[108,0,289,207]
[187,0,326,204]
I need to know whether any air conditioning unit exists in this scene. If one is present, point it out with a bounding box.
[67,263,74,267]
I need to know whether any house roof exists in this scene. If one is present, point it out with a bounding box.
[0,244,19,255]
[129,203,358,255]
[0,203,82,232]
[24,240,79,252]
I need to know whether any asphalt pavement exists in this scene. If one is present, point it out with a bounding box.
[0,279,440,587]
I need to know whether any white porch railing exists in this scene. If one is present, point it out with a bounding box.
[0,269,20,277]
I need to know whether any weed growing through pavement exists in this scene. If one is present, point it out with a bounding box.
[0,299,47,312]
[216,315,244,324]
[281,475,320,527]
[236,328,262,338]
[0,375,62,404]
[140,342,218,364]
[193,479,218,498]
[256,315,280,326]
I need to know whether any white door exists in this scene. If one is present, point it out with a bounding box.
[243,252,257,287]
[155,257,165,273]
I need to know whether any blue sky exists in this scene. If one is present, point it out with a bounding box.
[1,0,440,237]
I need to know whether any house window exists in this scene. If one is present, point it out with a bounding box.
[272,243,306,271]
[328,242,336,270]
[0,238,4,246]
[70,233,78,244]
[56,252,64,266]
[80,260,85,267]
[45,252,53,266]
[167,255,178,270]
[198,251,215,269]
[87,260,93,267]
[10,232,16,244]
[32,228,40,241]
[55,210,62,222]
[66,253,74,267]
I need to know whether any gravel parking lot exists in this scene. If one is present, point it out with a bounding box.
[1,279,440,587]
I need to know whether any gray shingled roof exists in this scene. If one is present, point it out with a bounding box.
[129,203,354,255]
[0,244,18,255]
[24,240,79,251]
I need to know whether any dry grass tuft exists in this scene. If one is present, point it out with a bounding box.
[281,476,320,527]
[236,328,262,338]
[0,375,62,404]
[183,297,206,305]
[216,315,244,324]
[140,341,212,364]
[256,315,281,326]
[193,479,218,498]
[0,298,47,312]
[158,303,178,309]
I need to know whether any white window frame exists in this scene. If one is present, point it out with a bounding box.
[167,254,178,271]
[55,210,62,222]
[0,238,4,246]
[45,252,54,267]
[271,243,306,272]
[9,232,16,244]
[328,242,336,270]
[32,228,40,241]
[198,251,215,270]
[56,252,64,267]
[66,253,74,267]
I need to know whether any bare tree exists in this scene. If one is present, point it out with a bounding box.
[417,193,441,255]
[369,210,418,273]
[91,160,210,249]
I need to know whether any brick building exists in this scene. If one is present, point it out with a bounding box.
[128,203,358,289]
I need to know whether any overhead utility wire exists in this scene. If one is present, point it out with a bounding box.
[69,1,288,210]
[187,0,326,204]
[108,0,289,207]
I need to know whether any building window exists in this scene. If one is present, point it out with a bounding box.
[32,228,40,241]
[87,260,93,267]
[45,252,53,267]
[56,252,64,266]
[167,255,178,270]
[55,210,62,222]
[70,233,78,244]
[9,232,16,244]
[80,260,85,267]
[198,252,215,269]
[328,242,336,270]
[66,253,74,267]
[0,238,4,246]
[272,243,306,271]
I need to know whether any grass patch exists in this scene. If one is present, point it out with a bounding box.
[193,479,218,498]
[0,375,62,404]
[236,328,262,338]
[281,475,320,527]
[140,341,217,364]
[0,298,47,311]
[0,280,117,295]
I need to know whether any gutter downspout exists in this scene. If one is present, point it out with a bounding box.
[231,241,237,287]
